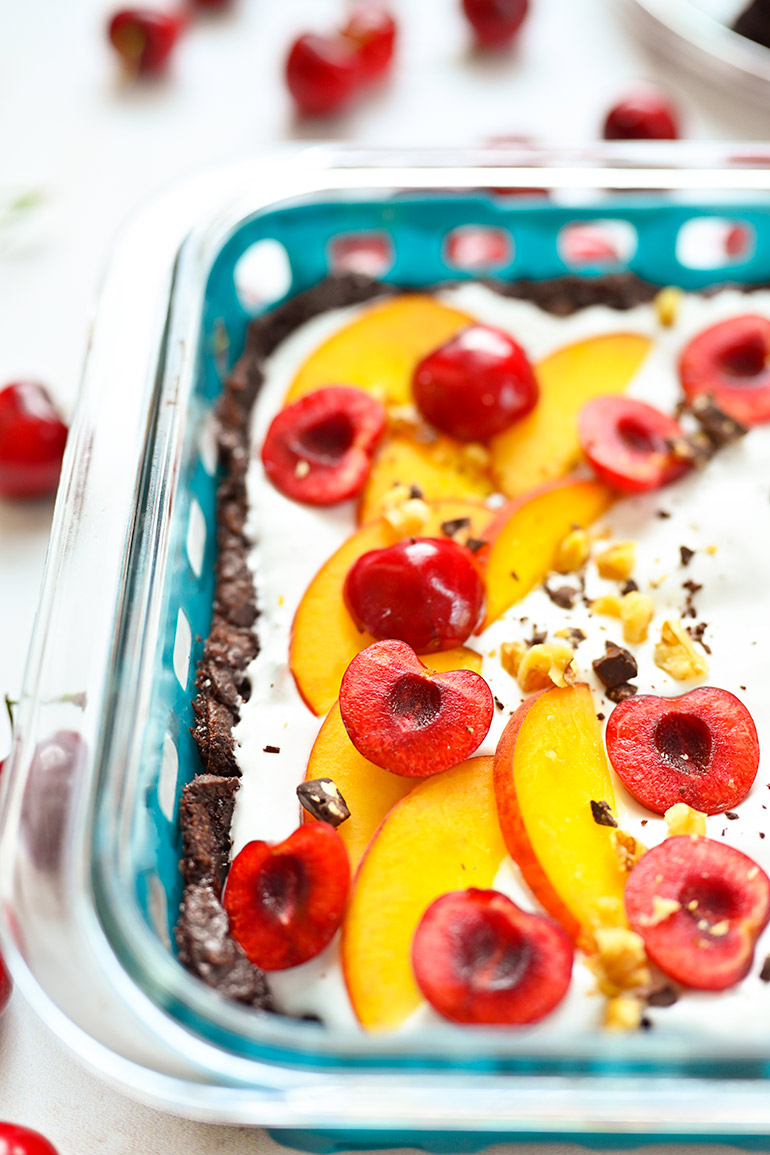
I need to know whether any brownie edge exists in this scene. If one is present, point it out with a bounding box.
[175,882,272,1008]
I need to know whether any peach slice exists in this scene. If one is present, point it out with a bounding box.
[291,500,492,716]
[481,478,613,628]
[490,333,651,498]
[304,643,484,869]
[283,295,474,409]
[341,755,505,1031]
[358,432,494,525]
[494,683,628,950]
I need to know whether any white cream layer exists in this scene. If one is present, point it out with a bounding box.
[232,284,770,1038]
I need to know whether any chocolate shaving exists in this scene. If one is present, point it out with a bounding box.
[689,394,748,447]
[679,545,695,567]
[544,581,578,610]
[620,579,639,595]
[466,537,487,554]
[656,509,672,519]
[440,516,471,539]
[494,696,505,712]
[408,484,424,500]
[596,712,605,721]
[590,800,618,828]
[528,627,547,647]
[666,432,715,469]
[647,985,679,1008]
[760,956,770,983]
[297,778,351,827]
[592,641,638,689]
[681,579,703,620]
[561,627,587,648]
[724,811,740,820]
[263,744,280,754]
[606,682,638,703]
[686,621,711,654]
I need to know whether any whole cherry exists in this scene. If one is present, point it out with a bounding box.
[0,1125,59,1155]
[341,4,397,82]
[578,395,690,495]
[0,954,11,1016]
[0,383,68,500]
[462,0,529,47]
[224,823,350,971]
[107,9,185,75]
[344,537,485,652]
[413,325,538,442]
[603,89,679,140]
[412,888,573,1024]
[286,34,361,116]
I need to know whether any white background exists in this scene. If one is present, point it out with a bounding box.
[1,0,770,1150]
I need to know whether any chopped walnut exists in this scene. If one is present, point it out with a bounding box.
[604,995,645,1032]
[554,527,591,574]
[636,896,682,928]
[610,828,646,873]
[591,594,623,618]
[500,640,527,678]
[383,496,431,536]
[461,442,491,469]
[593,896,625,926]
[294,459,310,479]
[664,802,707,837]
[386,402,422,434]
[591,926,651,996]
[654,618,709,680]
[514,641,577,693]
[653,285,683,328]
[596,541,636,581]
[620,591,655,644]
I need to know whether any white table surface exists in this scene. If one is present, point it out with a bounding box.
[2,0,770,1150]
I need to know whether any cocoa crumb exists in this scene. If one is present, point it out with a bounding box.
[621,579,639,595]
[596,712,605,721]
[263,745,280,754]
[724,811,740,820]
[680,545,695,567]
[685,621,712,655]
[606,682,638,703]
[760,956,770,983]
[408,484,424,500]
[544,581,578,610]
[528,627,547,647]
[657,509,671,519]
[647,984,679,1008]
[466,537,487,554]
[590,800,618,828]
[494,696,505,712]
[681,579,702,620]
[440,516,471,538]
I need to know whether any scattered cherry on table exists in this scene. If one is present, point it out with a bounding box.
[0,383,68,500]
[340,3,397,82]
[603,88,679,140]
[107,8,185,75]
[0,954,11,1016]
[0,1124,60,1155]
[462,0,529,47]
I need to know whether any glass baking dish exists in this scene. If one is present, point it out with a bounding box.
[4,145,770,1147]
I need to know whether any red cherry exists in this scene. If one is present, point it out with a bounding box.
[679,315,770,426]
[261,386,385,506]
[0,953,11,1015]
[413,326,538,442]
[412,889,573,1024]
[603,89,679,140]
[725,224,751,259]
[606,687,759,816]
[561,225,620,265]
[344,537,485,652]
[338,639,493,777]
[578,396,690,495]
[107,9,184,75]
[286,34,361,116]
[462,0,529,47]
[0,1125,59,1155]
[341,4,397,82]
[223,824,350,971]
[191,0,230,7]
[625,837,770,990]
[0,383,67,500]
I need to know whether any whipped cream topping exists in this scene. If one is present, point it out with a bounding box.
[232,283,770,1037]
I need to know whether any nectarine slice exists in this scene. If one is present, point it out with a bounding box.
[494,683,627,950]
[284,295,474,409]
[490,333,651,498]
[291,500,492,716]
[341,755,505,1030]
[481,479,613,628]
[358,433,494,525]
[304,643,484,869]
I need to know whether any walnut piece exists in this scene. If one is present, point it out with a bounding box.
[664,802,707,837]
[591,926,651,996]
[596,541,636,581]
[591,594,623,618]
[620,591,655,644]
[604,995,645,1032]
[383,495,431,536]
[653,285,683,328]
[636,896,682,928]
[654,618,709,680]
[513,641,577,693]
[610,828,646,873]
[554,527,591,574]
[500,640,526,678]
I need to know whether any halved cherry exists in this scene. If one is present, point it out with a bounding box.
[338,639,493,777]
[261,386,385,505]
[679,315,770,426]
[462,0,529,47]
[578,396,690,495]
[285,34,361,116]
[413,325,538,442]
[344,537,485,652]
[412,889,573,1024]
[625,837,770,990]
[341,4,397,82]
[606,686,759,816]
[223,823,350,971]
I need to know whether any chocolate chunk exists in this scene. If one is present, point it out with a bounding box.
[590,800,618,828]
[606,682,638,703]
[466,537,487,554]
[561,627,587,648]
[647,984,679,1008]
[596,712,605,721]
[666,432,715,469]
[592,641,638,689]
[724,810,740,820]
[681,579,702,620]
[408,484,424,500]
[680,545,695,567]
[640,1016,653,1031]
[297,778,351,827]
[528,627,547,647]
[544,581,578,610]
[263,744,280,754]
[494,695,505,711]
[440,516,471,538]
[656,509,671,519]
[175,883,271,1008]
[760,955,770,983]
[690,394,748,447]
[620,579,638,595]
[179,775,239,893]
